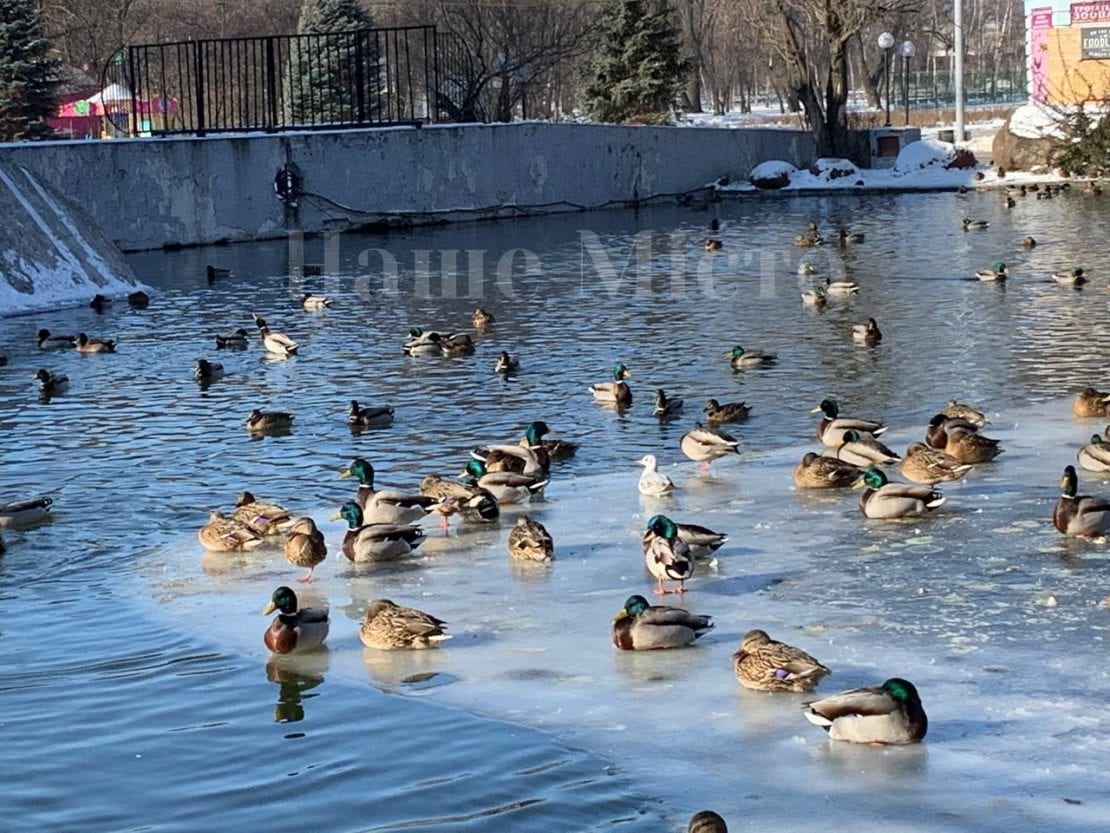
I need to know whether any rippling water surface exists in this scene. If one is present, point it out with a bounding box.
[2,190,1109,831]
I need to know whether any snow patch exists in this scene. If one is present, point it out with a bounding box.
[750,160,797,180]
[1008,103,1069,141]
[893,139,958,173]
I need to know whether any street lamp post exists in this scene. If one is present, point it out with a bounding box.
[900,41,916,126]
[878,32,895,127]
[954,0,965,144]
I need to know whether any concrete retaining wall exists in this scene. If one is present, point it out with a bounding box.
[0,123,815,252]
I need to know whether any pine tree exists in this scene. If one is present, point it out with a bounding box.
[0,0,59,141]
[582,0,689,125]
[285,0,376,126]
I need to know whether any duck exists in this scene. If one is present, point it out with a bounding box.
[1078,435,1110,473]
[284,517,327,582]
[193,359,224,384]
[1074,387,1110,418]
[494,351,520,375]
[339,458,438,524]
[975,263,1007,282]
[1052,267,1087,286]
[812,399,886,447]
[703,238,723,251]
[206,265,230,282]
[301,293,332,310]
[89,293,112,312]
[245,408,294,435]
[707,218,720,231]
[688,811,728,833]
[262,586,329,654]
[643,514,694,595]
[798,262,815,275]
[402,327,449,357]
[214,328,249,349]
[802,678,927,744]
[440,333,476,357]
[589,363,632,407]
[674,522,728,560]
[419,476,500,525]
[331,500,425,562]
[507,516,554,562]
[941,399,988,427]
[472,307,495,328]
[34,369,68,396]
[794,232,823,247]
[854,467,945,519]
[703,398,749,423]
[962,218,989,230]
[793,452,862,489]
[348,400,395,429]
[1054,465,1110,537]
[925,414,1003,463]
[680,423,740,469]
[197,511,264,552]
[852,317,882,345]
[76,333,117,354]
[462,460,548,505]
[0,496,53,528]
[232,491,296,537]
[253,315,299,357]
[838,229,864,245]
[900,443,972,484]
[824,277,860,296]
[611,594,712,650]
[801,288,828,306]
[653,389,684,418]
[36,329,76,350]
[360,599,451,650]
[731,629,831,693]
[127,290,150,309]
[832,430,900,467]
[473,424,551,476]
[1005,195,1016,209]
[726,345,776,369]
[636,454,676,496]
[1021,236,1037,248]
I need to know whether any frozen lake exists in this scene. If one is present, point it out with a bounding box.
[2,190,1109,831]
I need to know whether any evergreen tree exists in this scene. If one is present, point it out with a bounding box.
[582,0,689,125]
[285,0,376,126]
[0,0,59,141]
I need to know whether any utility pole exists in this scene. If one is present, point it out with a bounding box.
[954,0,965,143]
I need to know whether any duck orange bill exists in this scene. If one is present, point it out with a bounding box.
[262,601,277,615]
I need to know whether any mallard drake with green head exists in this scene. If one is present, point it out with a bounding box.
[812,399,886,447]
[0,496,53,528]
[653,389,684,418]
[34,369,68,396]
[348,400,394,429]
[263,586,329,654]
[643,514,694,595]
[637,454,676,496]
[340,458,437,524]
[514,420,574,463]
[194,359,224,384]
[37,328,76,350]
[611,594,712,650]
[285,517,326,582]
[233,491,295,536]
[925,415,1002,463]
[1078,435,1110,473]
[360,598,451,650]
[76,333,116,354]
[1074,387,1110,418]
[824,277,859,295]
[198,511,264,552]
[703,398,749,423]
[471,440,548,477]
[589,363,632,407]
[803,678,927,744]
[402,327,447,357]
[680,423,740,469]
[253,315,298,357]
[731,629,831,693]
[301,293,332,310]
[331,501,425,562]
[900,443,972,484]
[462,460,548,505]
[975,263,1007,282]
[472,307,495,329]
[832,430,900,467]
[1054,465,1110,537]
[507,515,554,562]
[941,399,988,427]
[1052,268,1087,286]
[214,328,249,349]
[726,345,776,369]
[793,452,861,489]
[688,811,728,833]
[854,467,945,519]
[962,218,989,230]
[245,408,295,435]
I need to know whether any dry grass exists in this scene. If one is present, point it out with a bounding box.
[737,104,1018,131]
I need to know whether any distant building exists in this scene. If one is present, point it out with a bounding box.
[1026,1,1110,104]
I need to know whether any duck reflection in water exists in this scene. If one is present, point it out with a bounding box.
[266,658,326,723]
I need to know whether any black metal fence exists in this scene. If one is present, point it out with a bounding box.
[102,26,472,136]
